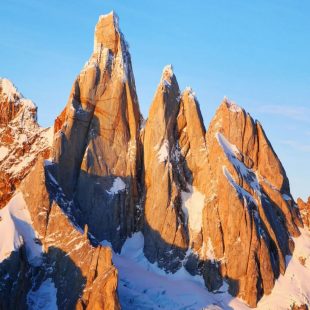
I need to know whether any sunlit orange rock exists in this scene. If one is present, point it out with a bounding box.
[52,12,142,251]
[0,78,52,209]
[297,196,310,227]
[202,98,302,306]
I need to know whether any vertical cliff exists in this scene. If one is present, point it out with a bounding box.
[53,12,142,250]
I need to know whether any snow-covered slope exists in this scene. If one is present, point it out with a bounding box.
[2,193,308,309]
[113,230,310,309]
[27,278,58,310]
[255,228,310,309]
[0,192,42,266]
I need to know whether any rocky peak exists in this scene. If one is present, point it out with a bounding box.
[160,64,175,87]
[143,71,210,271]
[147,65,180,138]
[0,79,52,209]
[53,11,141,251]
[87,11,130,86]
[143,87,304,306]
[0,78,21,101]
[0,78,37,127]
[143,67,188,271]
[222,96,243,113]
[203,98,302,306]
[177,87,206,160]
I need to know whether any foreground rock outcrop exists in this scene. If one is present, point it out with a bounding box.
[0,78,52,208]
[53,12,142,251]
[0,158,120,309]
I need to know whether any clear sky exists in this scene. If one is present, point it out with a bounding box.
[1,0,309,200]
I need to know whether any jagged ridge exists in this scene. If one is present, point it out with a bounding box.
[0,11,308,310]
[0,78,52,209]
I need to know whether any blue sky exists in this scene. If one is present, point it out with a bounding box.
[1,0,309,200]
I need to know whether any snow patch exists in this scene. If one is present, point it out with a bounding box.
[0,192,43,266]
[216,132,261,195]
[0,78,36,111]
[101,239,113,248]
[155,139,169,163]
[7,154,36,176]
[282,194,292,201]
[0,146,9,161]
[205,238,216,263]
[216,132,240,155]
[42,126,54,148]
[161,64,174,87]
[114,41,129,83]
[127,139,137,162]
[107,177,126,195]
[223,96,242,112]
[27,278,58,310]
[222,166,258,207]
[0,78,21,101]
[19,98,36,110]
[181,185,205,232]
[184,86,197,101]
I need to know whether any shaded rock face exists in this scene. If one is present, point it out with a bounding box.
[0,249,31,310]
[0,158,120,310]
[297,197,310,227]
[0,78,52,209]
[53,12,142,251]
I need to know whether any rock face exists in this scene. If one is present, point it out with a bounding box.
[142,70,303,306]
[143,67,208,270]
[297,197,310,227]
[143,65,187,270]
[0,78,52,209]
[201,99,302,306]
[53,12,142,251]
[0,158,120,309]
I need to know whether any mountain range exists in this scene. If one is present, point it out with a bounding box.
[0,12,309,310]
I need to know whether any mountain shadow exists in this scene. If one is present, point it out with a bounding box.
[0,244,86,310]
